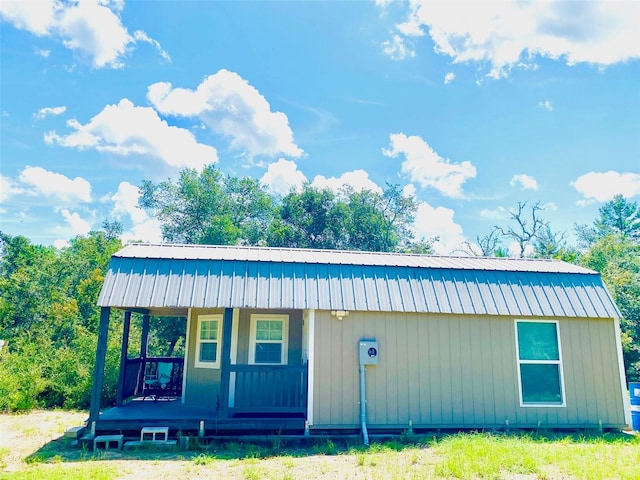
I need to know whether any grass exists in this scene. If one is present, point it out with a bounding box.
[431,431,640,480]
[2,409,639,480]
[0,464,117,480]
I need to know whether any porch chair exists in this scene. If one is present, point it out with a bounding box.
[143,361,174,401]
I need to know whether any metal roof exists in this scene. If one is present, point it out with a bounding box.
[98,244,620,318]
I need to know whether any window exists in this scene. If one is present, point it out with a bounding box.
[515,320,565,406]
[249,314,288,365]
[195,314,222,368]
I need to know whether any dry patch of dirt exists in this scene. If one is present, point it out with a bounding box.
[0,410,87,473]
[1,410,425,479]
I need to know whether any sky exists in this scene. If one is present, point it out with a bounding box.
[1,0,639,255]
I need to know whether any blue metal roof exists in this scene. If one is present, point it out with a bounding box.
[97,244,620,318]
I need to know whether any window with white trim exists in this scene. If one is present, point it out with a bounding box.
[515,320,565,406]
[249,314,289,365]
[195,314,222,368]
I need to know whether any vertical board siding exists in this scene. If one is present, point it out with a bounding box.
[184,308,222,408]
[313,312,625,429]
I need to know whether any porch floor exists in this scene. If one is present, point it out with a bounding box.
[95,398,306,437]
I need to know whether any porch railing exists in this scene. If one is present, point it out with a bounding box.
[229,364,307,416]
[121,357,184,400]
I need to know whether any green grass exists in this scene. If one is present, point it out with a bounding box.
[0,464,117,480]
[431,431,640,480]
[4,423,639,479]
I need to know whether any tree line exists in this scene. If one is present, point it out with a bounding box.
[0,165,638,412]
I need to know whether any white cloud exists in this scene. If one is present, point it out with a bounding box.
[381,34,415,60]
[539,100,553,111]
[18,166,92,204]
[508,241,535,258]
[148,70,303,159]
[35,48,50,58]
[572,171,640,203]
[311,170,383,194]
[0,175,25,203]
[45,98,217,170]
[0,0,168,69]
[54,238,70,249]
[121,218,163,244]
[109,181,147,224]
[260,158,307,196]
[61,209,92,236]
[413,201,466,255]
[0,0,56,36]
[444,72,455,85]
[106,181,163,243]
[510,174,539,191]
[34,105,66,119]
[133,30,171,62]
[383,133,476,198]
[480,206,508,220]
[385,0,640,77]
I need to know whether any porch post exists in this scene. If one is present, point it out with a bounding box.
[116,310,132,406]
[89,307,110,424]
[219,308,234,418]
[136,314,151,394]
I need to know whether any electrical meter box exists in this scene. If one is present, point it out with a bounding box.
[359,339,379,365]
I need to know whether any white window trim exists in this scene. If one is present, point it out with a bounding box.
[514,319,566,408]
[195,314,223,369]
[249,314,289,365]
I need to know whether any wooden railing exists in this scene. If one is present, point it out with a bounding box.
[121,357,184,401]
[229,364,307,416]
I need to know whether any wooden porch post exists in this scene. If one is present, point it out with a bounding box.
[116,310,132,406]
[219,308,234,418]
[89,307,110,424]
[136,314,151,394]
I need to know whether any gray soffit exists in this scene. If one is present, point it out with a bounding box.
[98,244,620,318]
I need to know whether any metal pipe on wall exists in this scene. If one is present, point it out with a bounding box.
[359,363,370,446]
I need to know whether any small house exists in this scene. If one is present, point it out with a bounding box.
[89,244,631,437]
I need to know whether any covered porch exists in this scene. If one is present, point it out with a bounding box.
[89,307,310,436]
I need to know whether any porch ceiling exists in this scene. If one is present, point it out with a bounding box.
[97,244,620,319]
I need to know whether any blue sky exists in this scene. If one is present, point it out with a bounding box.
[1,0,639,254]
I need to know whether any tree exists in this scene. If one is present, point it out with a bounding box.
[495,201,548,258]
[0,228,123,411]
[267,183,417,252]
[580,234,640,381]
[576,194,640,247]
[139,165,274,245]
[533,225,580,262]
[459,228,503,256]
[268,185,343,249]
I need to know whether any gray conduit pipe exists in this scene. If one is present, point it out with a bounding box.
[359,363,370,446]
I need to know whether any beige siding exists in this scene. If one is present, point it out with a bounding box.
[312,311,626,429]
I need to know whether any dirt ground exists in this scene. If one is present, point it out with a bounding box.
[0,410,407,479]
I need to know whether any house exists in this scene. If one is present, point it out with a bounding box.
[89,243,631,438]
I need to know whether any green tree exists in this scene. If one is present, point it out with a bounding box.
[0,229,123,411]
[576,194,640,246]
[139,165,274,245]
[267,183,417,252]
[267,184,342,249]
[580,234,640,381]
[533,226,580,262]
